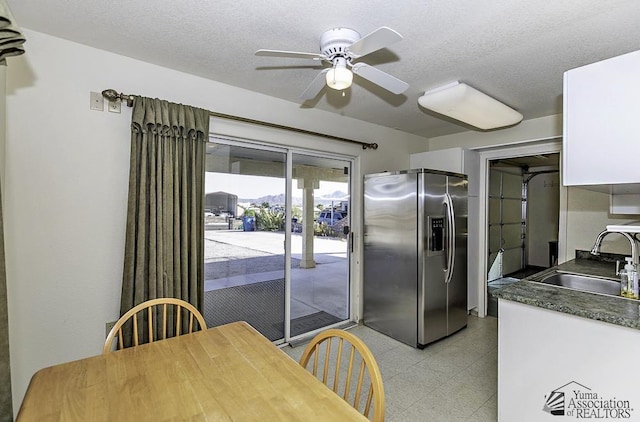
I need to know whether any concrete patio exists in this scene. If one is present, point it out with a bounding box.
[204,230,350,335]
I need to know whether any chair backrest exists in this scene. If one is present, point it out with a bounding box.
[103,298,207,354]
[299,329,385,422]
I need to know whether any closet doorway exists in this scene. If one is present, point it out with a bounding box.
[486,153,560,317]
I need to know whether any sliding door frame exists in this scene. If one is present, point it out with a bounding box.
[208,135,356,343]
[284,149,293,341]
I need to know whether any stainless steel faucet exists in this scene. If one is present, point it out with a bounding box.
[590,229,638,267]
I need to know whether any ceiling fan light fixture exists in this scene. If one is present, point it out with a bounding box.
[326,58,353,90]
[417,81,523,130]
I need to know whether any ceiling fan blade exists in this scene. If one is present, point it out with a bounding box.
[300,69,330,100]
[347,27,403,58]
[255,49,326,60]
[351,63,409,95]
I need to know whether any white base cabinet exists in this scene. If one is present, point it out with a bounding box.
[498,300,640,421]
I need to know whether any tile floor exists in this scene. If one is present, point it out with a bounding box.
[282,314,498,421]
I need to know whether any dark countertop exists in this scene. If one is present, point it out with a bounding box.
[492,257,640,330]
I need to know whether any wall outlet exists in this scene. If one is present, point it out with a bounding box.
[105,320,117,338]
[108,100,121,113]
[90,91,104,111]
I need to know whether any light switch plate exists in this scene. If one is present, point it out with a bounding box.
[90,91,104,111]
[108,100,121,113]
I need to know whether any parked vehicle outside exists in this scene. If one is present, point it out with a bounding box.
[317,210,347,226]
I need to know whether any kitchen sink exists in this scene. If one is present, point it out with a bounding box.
[537,272,620,297]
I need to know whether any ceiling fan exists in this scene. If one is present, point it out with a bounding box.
[255,27,409,100]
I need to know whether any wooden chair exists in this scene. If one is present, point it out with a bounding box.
[103,298,207,354]
[299,329,385,421]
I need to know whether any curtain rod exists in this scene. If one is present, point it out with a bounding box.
[101,89,379,150]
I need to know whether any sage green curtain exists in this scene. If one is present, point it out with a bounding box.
[121,97,209,335]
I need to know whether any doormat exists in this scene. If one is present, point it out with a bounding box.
[290,311,342,337]
[204,280,345,341]
[204,278,285,341]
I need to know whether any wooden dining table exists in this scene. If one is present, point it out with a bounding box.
[17,321,369,421]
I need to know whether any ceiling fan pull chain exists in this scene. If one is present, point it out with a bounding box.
[331,62,338,85]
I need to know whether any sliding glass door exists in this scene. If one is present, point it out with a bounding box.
[289,153,351,337]
[202,143,286,340]
[203,139,352,342]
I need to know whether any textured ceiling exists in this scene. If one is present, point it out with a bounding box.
[8,0,640,139]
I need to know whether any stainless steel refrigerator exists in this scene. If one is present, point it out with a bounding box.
[363,169,468,348]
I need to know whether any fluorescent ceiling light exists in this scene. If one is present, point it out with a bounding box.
[417,81,523,130]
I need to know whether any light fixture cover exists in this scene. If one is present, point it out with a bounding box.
[417,81,523,130]
[326,60,353,90]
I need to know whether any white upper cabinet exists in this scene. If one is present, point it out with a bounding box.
[409,147,480,196]
[563,50,640,188]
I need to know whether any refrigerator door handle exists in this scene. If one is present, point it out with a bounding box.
[444,193,456,284]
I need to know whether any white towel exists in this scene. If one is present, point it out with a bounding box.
[487,249,504,282]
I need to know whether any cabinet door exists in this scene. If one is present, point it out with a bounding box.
[409,148,463,174]
[563,50,640,186]
[409,148,480,196]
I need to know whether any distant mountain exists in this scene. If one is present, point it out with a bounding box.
[240,190,348,206]
[240,193,290,206]
[320,190,349,199]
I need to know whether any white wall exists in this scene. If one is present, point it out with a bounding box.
[4,29,428,412]
[428,114,562,151]
[0,66,5,195]
[565,188,638,259]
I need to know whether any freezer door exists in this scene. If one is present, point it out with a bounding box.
[419,172,448,346]
[363,172,418,347]
[447,175,468,335]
